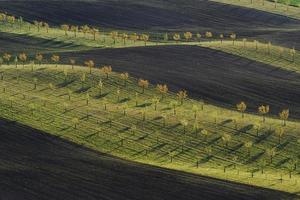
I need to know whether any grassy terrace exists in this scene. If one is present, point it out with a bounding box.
[0,21,156,49]
[0,64,300,193]
[212,0,300,20]
[199,40,300,73]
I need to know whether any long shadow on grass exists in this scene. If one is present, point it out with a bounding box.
[75,86,91,93]
[245,151,265,164]
[56,79,76,88]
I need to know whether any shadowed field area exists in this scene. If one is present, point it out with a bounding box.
[0,119,296,200]
[59,45,300,118]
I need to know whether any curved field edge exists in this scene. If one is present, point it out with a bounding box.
[0,64,300,193]
[199,40,300,74]
[211,0,300,20]
[0,119,295,200]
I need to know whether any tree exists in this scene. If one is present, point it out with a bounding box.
[141,34,149,46]
[51,54,60,67]
[221,133,231,147]
[156,84,168,99]
[68,89,72,100]
[161,114,167,127]
[120,72,129,87]
[86,92,90,105]
[61,24,69,36]
[121,33,128,45]
[70,25,78,37]
[81,25,90,37]
[183,32,193,42]
[290,47,296,62]
[219,34,224,44]
[275,127,285,144]
[230,33,236,45]
[35,53,43,65]
[258,105,270,122]
[201,129,210,141]
[279,109,289,126]
[14,56,18,68]
[110,31,118,44]
[164,33,169,41]
[33,20,41,32]
[69,58,76,69]
[96,80,104,95]
[116,88,121,102]
[72,117,79,129]
[192,105,199,119]
[84,60,95,74]
[169,100,178,115]
[253,122,261,136]
[205,32,213,41]
[138,79,149,93]
[173,33,181,43]
[177,90,188,105]
[243,38,247,48]
[18,52,27,67]
[3,53,11,65]
[180,119,188,134]
[254,40,258,51]
[130,33,138,44]
[43,22,49,33]
[48,83,55,90]
[33,77,38,89]
[236,101,247,118]
[100,66,112,79]
[63,69,68,82]
[122,103,128,116]
[196,33,202,42]
[244,141,253,156]
[28,103,36,116]
[267,42,272,55]
[90,27,98,41]
[151,96,160,111]
[266,148,276,164]
[80,73,86,88]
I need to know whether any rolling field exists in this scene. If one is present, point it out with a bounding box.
[58,45,300,118]
[0,119,295,200]
[1,0,300,48]
[1,1,300,198]
[0,64,299,194]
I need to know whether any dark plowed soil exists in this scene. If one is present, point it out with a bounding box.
[0,0,300,48]
[59,45,300,118]
[0,32,83,53]
[0,0,298,29]
[0,119,296,200]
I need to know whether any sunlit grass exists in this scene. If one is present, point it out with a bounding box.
[0,64,300,193]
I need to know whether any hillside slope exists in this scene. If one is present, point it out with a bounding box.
[0,0,300,48]
[59,45,300,118]
[0,119,295,200]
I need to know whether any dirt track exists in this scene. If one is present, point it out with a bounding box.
[59,45,300,119]
[0,119,296,200]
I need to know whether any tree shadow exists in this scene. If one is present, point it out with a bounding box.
[275,158,290,168]
[56,79,75,88]
[75,86,91,93]
[94,92,109,99]
[236,124,253,135]
[136,102,152,108]
[245,151,264,164]
[119,97,131,103]
[255,130,273,144]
